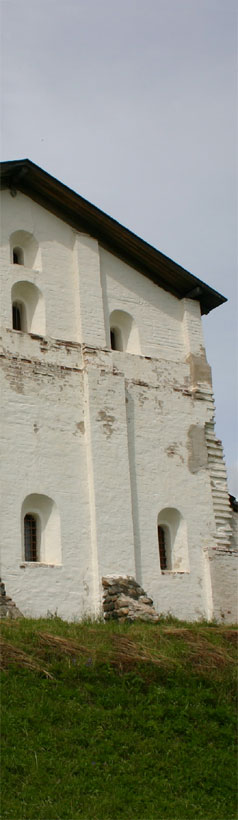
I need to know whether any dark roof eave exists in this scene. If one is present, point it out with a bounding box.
[0,159,227,315]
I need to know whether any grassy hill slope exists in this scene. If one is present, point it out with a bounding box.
[1,617,237,820]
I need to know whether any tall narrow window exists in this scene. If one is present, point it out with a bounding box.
[22,494,61,565]
[158,525,167,570]
[11,282,45,335]
[13,246,24,265]
[157,508,188,573]
[12,302,22,331]
[24,514,38,561]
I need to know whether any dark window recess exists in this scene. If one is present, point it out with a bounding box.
[110,329,116,350]
[110,326,123,351]
[24,514,37,561]
[158,525,167,570]
[12,303,22,331]
[13,247,24,265]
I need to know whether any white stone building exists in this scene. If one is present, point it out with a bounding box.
[0,159,237,622]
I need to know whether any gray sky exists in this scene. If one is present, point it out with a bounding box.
[1,0,237,494]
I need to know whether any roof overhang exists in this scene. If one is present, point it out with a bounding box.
[0,159,227,315]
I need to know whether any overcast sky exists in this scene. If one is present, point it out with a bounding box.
[1,0,237,495]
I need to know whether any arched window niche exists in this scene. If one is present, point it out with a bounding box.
[10,230,41,270]
[11,281,45,335]
[157,508,189,573]
[22,494,62,565]
[109,310,140,354]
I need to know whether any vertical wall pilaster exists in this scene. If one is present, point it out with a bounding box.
[83,362,135,612]
[182,297,206,357]
[85,365,135,610]
[73,234,107,347]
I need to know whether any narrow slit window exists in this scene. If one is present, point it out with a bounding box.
[24,514,38,561]
[158,525,167,570]
[12,302,22,331]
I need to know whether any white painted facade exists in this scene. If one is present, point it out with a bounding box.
[0,184,237,622]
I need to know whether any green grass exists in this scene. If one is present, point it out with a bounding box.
[1,617,237,820]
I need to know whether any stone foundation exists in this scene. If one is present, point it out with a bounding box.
[0,579,23,619]
[102,576,159,622]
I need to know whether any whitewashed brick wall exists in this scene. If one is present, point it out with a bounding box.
[0,188,236,621]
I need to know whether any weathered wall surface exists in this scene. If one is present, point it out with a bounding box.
[1,332,220,622]
[0,191,78,342]
[0,332,95,619]
[209,507,238,623]
[1,188,235,622]
[230,506,238,550]
[100,247,184,360]
[209,550,238,623]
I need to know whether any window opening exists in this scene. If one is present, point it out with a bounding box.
[12,302,22,331]
[13,247,24,265]
[24,514,37,561]
[110,326,123,351]
[110,328,116,350]
[158,525,167,570]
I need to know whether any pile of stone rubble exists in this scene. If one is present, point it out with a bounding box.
[0,579,23,619]
[102,576,159,622]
